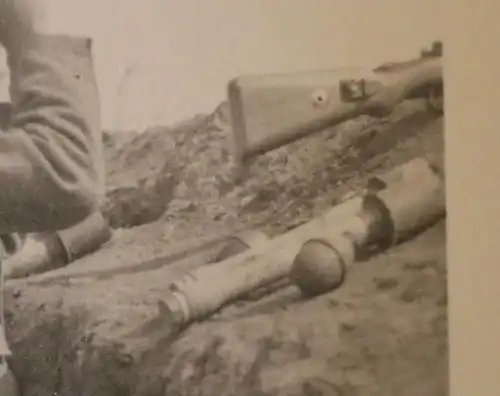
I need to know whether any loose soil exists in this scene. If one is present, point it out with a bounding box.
[5,98,446,396]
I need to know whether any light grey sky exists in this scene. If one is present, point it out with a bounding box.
[0,0,441,130]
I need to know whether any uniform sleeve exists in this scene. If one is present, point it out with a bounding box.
[0,34,104,233]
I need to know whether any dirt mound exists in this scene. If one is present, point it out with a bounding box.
[5,99,446,396]
[103,99,442,237]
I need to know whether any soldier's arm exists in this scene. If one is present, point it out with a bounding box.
[0,33,104,233]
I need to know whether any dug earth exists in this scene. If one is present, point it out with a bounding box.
[5,100,446,396]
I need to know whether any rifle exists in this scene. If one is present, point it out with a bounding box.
[228,53,443,164]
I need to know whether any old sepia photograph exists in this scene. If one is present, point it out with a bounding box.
[0,1,446,395]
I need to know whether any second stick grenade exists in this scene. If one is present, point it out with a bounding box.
[290,158,445,296]
[163,197,364,326]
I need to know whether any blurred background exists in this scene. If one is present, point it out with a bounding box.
[0,0,441,131]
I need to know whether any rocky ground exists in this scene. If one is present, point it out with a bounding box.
[4,95,446,395]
